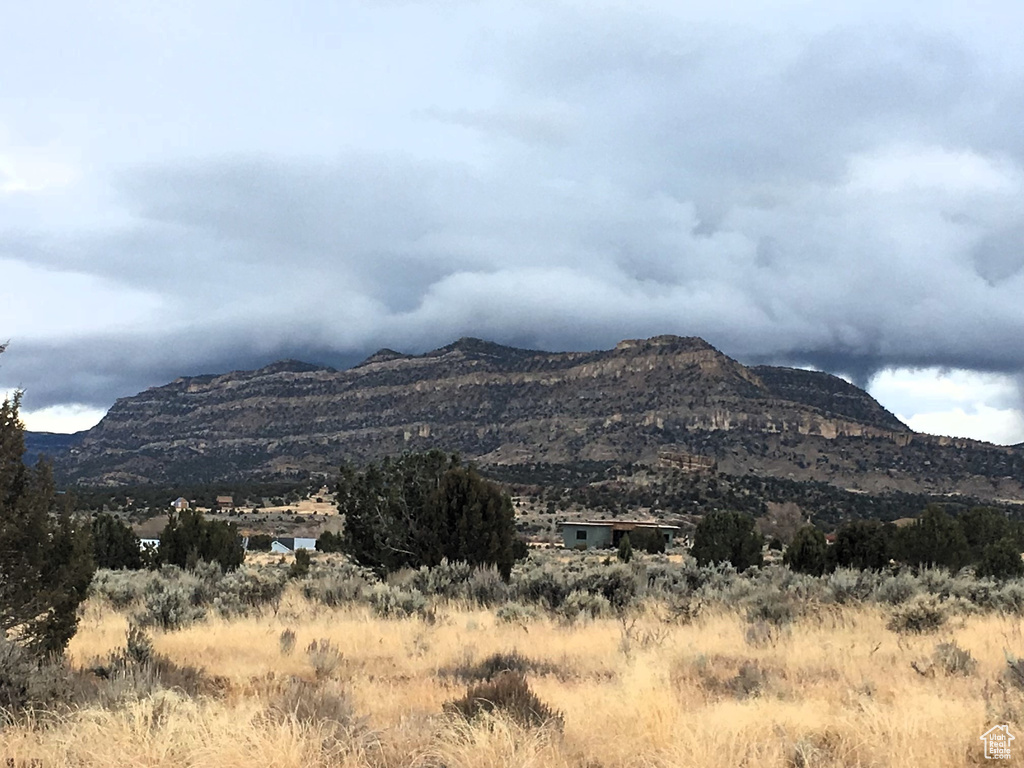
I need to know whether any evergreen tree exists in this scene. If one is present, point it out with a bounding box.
[959,507,1024,563]
[91,512,143,570]
[289,548,311,579]
[158,508,244,571]
[976,538,1024,579]
[827,519,893,571]
[628,527,666,555]
[314,530,343,553]
[246,533,273,552]
[338,451,519,579]
[691,510,763,569]
[0,388,95,655]
[783,524,828,576]
[617,533,633,563]
[893,505,969,570]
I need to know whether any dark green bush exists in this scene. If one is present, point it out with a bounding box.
[784,525,827,576]
[338,451,517,578]
[91,513,144,570]
[827,520,894,571]
[893,506,969,571]
[617,533,633,563]
[691,511,763,570]
[289,549,311,579]
[157,509,244,572]
[1,390,95,656]
[246,534,273,552]
[976,539,1024,580]
[628,527,667,555]
[315,530,344,553]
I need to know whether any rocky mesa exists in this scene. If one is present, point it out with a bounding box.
[52,335,1024,498]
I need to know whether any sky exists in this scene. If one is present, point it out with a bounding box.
[1,0,1023,445]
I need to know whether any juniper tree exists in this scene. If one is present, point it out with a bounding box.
[783,524,828,576]
[0,385,94,655]
[337,450,518,579]
[91,512,144,570]
[691,510,763,569]
[158,508,244,571]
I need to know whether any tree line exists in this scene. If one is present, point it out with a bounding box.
[690,505,1024,579]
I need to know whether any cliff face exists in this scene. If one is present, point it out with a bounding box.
[55,335,1024,497]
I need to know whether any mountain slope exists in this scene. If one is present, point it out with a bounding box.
[23,431,85,467]
[52,335,1024,498]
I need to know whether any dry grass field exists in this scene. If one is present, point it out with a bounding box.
[3,579,1022,768]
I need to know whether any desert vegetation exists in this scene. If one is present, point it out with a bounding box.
[3,551,1024,766]
[5,374,1024,766]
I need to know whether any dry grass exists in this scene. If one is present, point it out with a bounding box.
[3,586,1020,766]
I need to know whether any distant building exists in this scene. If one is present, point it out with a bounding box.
[170,497,190,511]
[557,520,682,550]
[215,495,235,510]
[139,538,160,550]
[270,537,317,553]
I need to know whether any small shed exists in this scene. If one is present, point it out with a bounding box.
[558,520,682,550]
[170,497,190,511]
[216,495,235,510]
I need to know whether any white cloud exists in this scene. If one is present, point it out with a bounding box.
[870,367,1024,445]
[901,405,1024,446]
[0,128,79,194]
[847,144,1021,195]
[17,403,105,433]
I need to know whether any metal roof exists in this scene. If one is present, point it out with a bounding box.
[557,520,682,531]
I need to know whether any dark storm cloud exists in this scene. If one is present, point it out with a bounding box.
[5,330,364,410]
[3,10,1024,416]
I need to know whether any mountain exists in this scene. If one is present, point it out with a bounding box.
[23,431,85,467]
[51,335,1024,498]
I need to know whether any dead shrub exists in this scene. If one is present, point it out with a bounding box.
[306,639,344,681]
[933,641,977,676]
[265,676,355,726]
[445,671,563,730]
[279,628,297,656]
[727,660,767,699]
[262,676,366,751]
[680,654,774,701]
[745,620,788,648]
[1003,653,1024,691]
[788,729,851,768]
[85,625,220,704]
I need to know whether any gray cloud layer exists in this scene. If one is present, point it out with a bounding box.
[2,3,1023,413]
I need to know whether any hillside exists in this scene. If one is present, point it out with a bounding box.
[49,335,1024,498]
[23,430,85,467]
